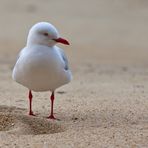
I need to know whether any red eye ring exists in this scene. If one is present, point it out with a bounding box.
[43,33,48,36]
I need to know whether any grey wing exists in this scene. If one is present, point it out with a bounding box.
[58,48,69,70]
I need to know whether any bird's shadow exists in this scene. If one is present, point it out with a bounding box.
[0,105,147,135]
[0,105,65,135]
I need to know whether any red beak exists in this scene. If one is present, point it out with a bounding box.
[53,37,70,45]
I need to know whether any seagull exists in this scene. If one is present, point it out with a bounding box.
[12,22,72,119]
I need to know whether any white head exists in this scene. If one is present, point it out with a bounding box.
[27,22,69,47]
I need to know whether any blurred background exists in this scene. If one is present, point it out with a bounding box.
[0,1,148,146]
[0,0,148,66]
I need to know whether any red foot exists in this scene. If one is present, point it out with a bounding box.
[47,115,56,120]
[29,111,36,116]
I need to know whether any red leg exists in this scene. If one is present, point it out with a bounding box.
[28,90,35,116]
[47,91,56,119]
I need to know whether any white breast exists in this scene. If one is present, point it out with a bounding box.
[12,45,72,91]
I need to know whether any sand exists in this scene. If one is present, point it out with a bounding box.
[0,0,148,147]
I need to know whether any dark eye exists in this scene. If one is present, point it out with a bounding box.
[43,33,48,36]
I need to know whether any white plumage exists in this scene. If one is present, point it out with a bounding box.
[13,22,72,91]
[12,22,72,119]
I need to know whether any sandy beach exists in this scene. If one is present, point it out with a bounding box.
[0,0,148,147]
